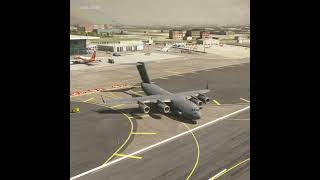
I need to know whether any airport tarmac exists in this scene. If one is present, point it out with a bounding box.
[70,102,132,176]
[70,55,249,93]
[70,63,250,179]
[75,109,249,180]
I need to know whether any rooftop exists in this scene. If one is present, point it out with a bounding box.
[70,35,100,40]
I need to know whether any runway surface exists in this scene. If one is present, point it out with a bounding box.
[75,109,250,180]
[150,63,250,104]
[70,102,132,177]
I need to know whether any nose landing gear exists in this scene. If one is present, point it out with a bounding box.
[191,120,197,124]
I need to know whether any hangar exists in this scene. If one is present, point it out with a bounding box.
[70,35,100,55]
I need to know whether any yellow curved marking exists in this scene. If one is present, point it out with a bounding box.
[77,100,134,165]
[182,123,200,180]
[102,105,134,164]
[210,158,250,180]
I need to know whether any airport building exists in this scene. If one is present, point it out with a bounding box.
[197,38,220,46]
[236,36,250,44]
[185,29,201,39]
[200,30,211,38]
[169,30,183,40]
[97,41,144,52]
[70,35,100,55]
[92,28,122,35]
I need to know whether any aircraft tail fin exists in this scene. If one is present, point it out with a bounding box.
[136,62,151,83]
[90,51,96,61]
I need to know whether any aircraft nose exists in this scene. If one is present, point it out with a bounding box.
[194,111,201,119]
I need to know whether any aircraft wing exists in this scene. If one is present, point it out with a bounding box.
[102,89,210,105]
[102,94,172,105]
[176,89,210,99]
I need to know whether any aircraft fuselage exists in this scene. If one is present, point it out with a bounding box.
[141,83,201,121]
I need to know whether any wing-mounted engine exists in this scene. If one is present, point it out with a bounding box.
[157,100,170,113]
[138,101,150,113]
[198,94,210,104]
[190,96,203,106]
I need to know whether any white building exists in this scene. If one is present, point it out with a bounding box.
[197,38,220,46]
[236,36,250,44]
[97,41,144,52]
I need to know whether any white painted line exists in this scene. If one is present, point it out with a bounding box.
[231,118,250,121]
[210,169,227,180]
[70,106,250,180]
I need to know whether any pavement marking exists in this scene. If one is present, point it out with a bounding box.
[139,114,150,118]
[70,106,250,180]
[76,101,134,168]
[114,153,142,160]
[210,169,227,179]
[131,132,157,135]
[204,69,212,72]
[129,90,144,97]
[137,91,144,93]
[231,118,250,121]
[109,92,120,98]
[110,104,125,108]
[159,77,169,80]
[165,70,184,77]
[183,123,200,180]
[102,109,134,165]
[213,100,221,105]
[209,158,250,180]
[240,98,250,103]
[83,97,95,102]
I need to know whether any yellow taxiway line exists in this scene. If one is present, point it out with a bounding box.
[110,104,125,108]
[209,158,250,180]
[108,92,120,98]
[182,123,200,180]
[114,153,142,160]
[213,100,221,105]
[129,90,144,97]
[240,98,250,103]
[131,132,157,135]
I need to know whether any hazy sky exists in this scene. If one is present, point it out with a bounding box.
[70,0,250,25]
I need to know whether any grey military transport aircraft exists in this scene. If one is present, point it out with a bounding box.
[101,62,211,124]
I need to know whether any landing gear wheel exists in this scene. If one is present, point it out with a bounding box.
[191,120,197,124]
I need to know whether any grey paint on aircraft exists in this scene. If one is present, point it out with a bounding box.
[103,62,210,123]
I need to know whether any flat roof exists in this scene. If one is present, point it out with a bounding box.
[70,35,100,40]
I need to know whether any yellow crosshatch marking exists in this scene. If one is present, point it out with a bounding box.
[114,153,142,159]
[213,100,221,105]
[240,98,250,103]
[131,132,157,135]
